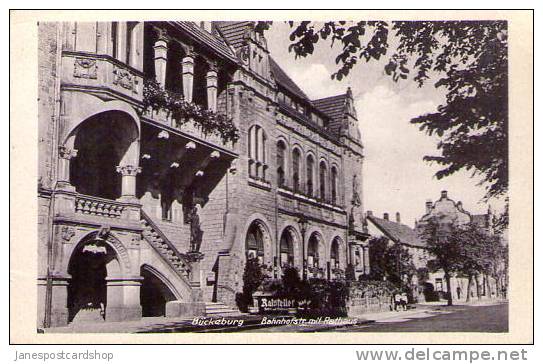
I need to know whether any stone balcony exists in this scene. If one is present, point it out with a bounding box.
[141,108,236,154]
[53,189,142,232]
[61,51,144,103]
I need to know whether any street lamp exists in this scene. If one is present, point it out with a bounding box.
[298,213,309,281]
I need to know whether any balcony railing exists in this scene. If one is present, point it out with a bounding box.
[74,194,127,218]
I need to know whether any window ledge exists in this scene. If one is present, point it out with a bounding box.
[248,178,271,191]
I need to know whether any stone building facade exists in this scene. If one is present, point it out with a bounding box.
[37,21,369,328]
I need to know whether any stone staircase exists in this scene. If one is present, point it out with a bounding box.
[205,302,244,317]
[140,210,190,279]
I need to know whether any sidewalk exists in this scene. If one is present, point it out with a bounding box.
[417,298,508,307]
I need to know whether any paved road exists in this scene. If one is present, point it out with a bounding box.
[243,303,508,333]
[342,303,508,332]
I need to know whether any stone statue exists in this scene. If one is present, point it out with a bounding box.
[189,205,203,253]
[351,175,361,207]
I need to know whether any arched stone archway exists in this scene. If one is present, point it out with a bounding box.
[330,236,345,269]
[66,231,141,324]
[140,265,178,317]
[64,110,140,200]
[244,219,273,267]
[307,231,325,278]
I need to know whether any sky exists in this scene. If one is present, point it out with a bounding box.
[265,22,506,227]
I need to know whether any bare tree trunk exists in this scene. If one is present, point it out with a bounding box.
[475,275,481,300]
[485,274,492,299]
[445,272,453,306]
[466,275,473,302]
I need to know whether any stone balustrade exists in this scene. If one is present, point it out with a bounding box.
[75,194,126,218]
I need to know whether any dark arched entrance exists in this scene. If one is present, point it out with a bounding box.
[140,266,177,317]
[70,111,138,200]
[67,241,116,323]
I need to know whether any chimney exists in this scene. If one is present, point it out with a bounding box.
[457,201,463,210]
[200,21,213,33]
[396,212,401,223]
[425,199,432,214]
[383,213,389,221]
[441,190,448,199]
[366,210,373,217]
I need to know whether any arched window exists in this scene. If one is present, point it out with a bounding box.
[276,140,286,187]
[307,233,320,268]
[319,161,327,201]
[279,230,294,267]
[248,125,267,180]
[246,222,265,264]
[330,238,340,269]
[306,154,314,197]
[292,148,301,193]
[331,166,338,204]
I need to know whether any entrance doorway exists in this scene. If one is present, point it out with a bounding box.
[67,242,112,323]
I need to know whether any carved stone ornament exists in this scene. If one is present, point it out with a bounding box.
[116,165,142,176]
[73,57,98,79]
[96,225,111,241]
[60,226,75,243]
[112,65,134,91]
[82,244,107,255]
[58,146,78,160]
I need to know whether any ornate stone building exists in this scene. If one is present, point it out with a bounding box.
[37,21,369,328]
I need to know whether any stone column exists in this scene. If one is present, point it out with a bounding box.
[37,274,71,328]
[105,277,143,322]
[182,47,195,102]
[153,29,169,88]
[256,127,265,179]
[206,61,218,112]
[57,146,77,191]
[116,22,127,61]
[116,165,141,202]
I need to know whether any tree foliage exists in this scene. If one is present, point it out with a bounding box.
[420,213,508,304]
[258,21,508,199]
[367,236,416,287]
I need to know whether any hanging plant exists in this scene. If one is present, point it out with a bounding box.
[143,79,240,144]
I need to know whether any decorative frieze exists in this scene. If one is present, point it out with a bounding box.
[116,165,142,177]
[59,226,75,244]
[112,65,137,93]
[58,146,78,160]
[73,57,97,79]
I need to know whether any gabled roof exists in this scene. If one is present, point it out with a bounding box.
[368,215,426,248]
[169,21,238,64]
[269,57,309,101]
[214,21,254,49]
[312,94,348,134]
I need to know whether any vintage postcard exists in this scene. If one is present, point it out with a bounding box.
[9,10,533,344]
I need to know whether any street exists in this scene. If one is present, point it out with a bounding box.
[241,302,508,333]
[44,302,508,334]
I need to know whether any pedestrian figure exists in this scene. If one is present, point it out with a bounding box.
[400,292,408,311]
[394,292,402,311]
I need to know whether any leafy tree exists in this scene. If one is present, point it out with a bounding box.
[368,236,416,288]
[456,223,490,301]
[236,256,265,312]
[258,21,508,199]
[420,215,465,305]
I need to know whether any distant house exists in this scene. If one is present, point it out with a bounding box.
[366,190,499,303]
